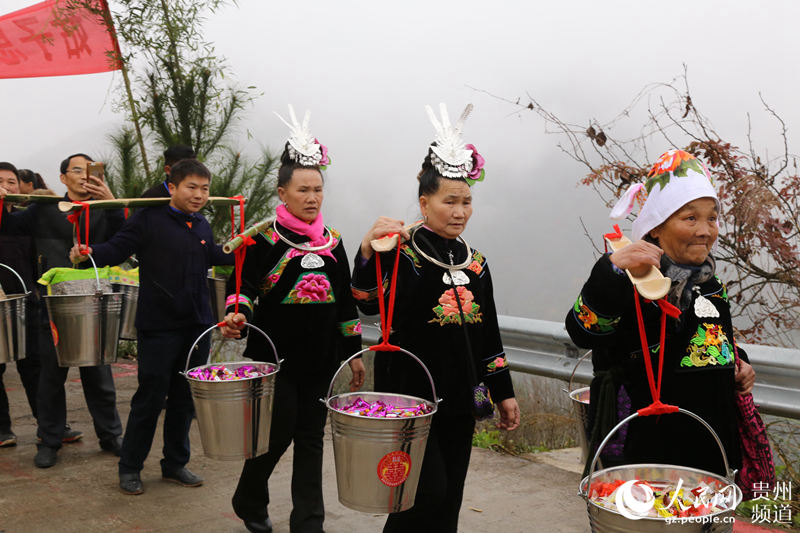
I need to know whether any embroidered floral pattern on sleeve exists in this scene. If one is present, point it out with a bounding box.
[261,227,279,244]
[351,276,389,302]
[338,319,362,337]
[681,322,734,368]
[225,294,253,313]
[429,286,482,326]
[282,271,335,304]
[709,277,728,302]
[399,243,422,269]
[484,354,509,373]
[572,294,620,334]
[465,250,485,276]
[328,226,341,244]
[259,252,292,295]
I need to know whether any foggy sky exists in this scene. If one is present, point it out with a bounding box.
[2,0,798,322]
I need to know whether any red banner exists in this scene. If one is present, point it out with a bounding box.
[0,0,121,79]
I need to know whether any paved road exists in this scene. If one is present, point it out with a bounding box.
[0,361,791,532]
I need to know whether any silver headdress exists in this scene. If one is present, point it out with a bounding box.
[425,103,477,180]
[274,105,329,167]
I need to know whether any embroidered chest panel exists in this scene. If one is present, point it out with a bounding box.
[258,226,340,300]
[681,321,733,368]
[427,249,487,327]
[281,271,335,304]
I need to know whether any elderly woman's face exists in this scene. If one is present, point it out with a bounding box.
[420,179,472,239]
[278,167,324,223]
[650,197,718,265]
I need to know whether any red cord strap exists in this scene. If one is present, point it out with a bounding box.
[232,234,255,315]
[229,195,246,239]
[0,198,4,228]
[230,196,250,316]
[66,202,91,254]
[632,289,681,417]
[369,241,403,352]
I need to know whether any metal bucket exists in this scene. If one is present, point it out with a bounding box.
[0,263,30,364]
[324,347,440,514]
[43,257,123,367]
[207,275,226,322]
[183,322,280,460]
[112,283,138,340]
[569,387,591,463]
[578,409,742,532]
[563,351,592,463]
[44,292,123,367]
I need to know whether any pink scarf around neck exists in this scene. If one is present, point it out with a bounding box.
[275,204,336,260]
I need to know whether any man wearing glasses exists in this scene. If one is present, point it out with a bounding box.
[0,153,124,468]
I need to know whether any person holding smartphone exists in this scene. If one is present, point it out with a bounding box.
[0,153,124,468]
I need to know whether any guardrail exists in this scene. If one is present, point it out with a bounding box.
[361,315,800,420]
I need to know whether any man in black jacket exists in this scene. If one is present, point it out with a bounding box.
[71,159,234,495]
[0,154,124,468]
[0,162,39,447]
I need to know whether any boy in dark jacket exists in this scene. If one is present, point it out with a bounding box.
[70,159,234,495]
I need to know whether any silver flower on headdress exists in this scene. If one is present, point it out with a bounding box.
[274,105,330,167]
[425,103,477,181]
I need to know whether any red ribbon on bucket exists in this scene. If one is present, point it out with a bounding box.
[369,237,403,352]
[222,195,254,324]
[66,201,91,254]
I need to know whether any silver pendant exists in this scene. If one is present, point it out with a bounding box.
[443,270,469,286]
[694,294,719,318]
[300,253,325,269]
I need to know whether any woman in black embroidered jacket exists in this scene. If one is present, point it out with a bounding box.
[352,104,520,533]
[566,149,756,477]
[221,108,364,533]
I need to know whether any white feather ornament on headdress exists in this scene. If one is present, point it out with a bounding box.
[274,104,323,166]
[425,103,475,179]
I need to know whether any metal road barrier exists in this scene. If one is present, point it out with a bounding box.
[360,315,800,420]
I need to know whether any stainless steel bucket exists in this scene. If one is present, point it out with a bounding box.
[42,257,122,367]
[183,322,280,460]
[578,409,742,532]
[325,347,440,514]
[563,351,592,463]
[0,264,30,364]
[44,292,123,367]
[569,386,591,463]
[112,283,138,340]
[207,275,226,322]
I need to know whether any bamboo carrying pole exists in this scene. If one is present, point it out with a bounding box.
[3,194,63,204]
[56,196,245,212]
[222,218,275,254]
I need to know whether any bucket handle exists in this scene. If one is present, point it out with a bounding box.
[562,349,592,395]
[182,321,281,374]
[578,408,735,498]
[72,253,103,293]
[323,346,441,405]
[0,262,28,294]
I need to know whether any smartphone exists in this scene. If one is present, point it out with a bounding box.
[87,161,104,182]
